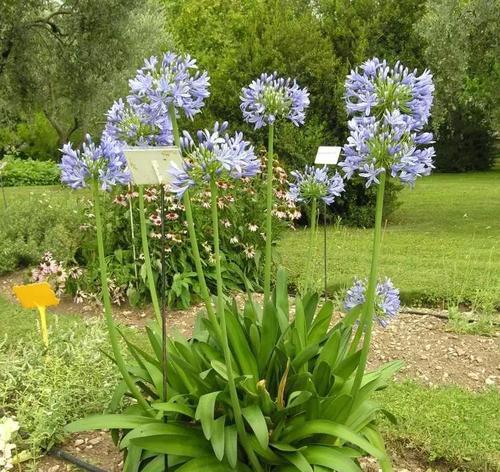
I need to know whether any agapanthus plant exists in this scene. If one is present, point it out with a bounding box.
[60,135,130,190]
[169,120,263,470]
[241,72,309,301]
[345,277,400,328]
[288,165,345,292]
[339,58,434,412]
[288,164,345,205]
[169,121,260,199]
[103,98,173,146]
[340,57,435,187]
[59,134,151,416]
[129,52,210,121]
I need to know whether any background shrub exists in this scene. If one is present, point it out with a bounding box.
[434,103,497,172]
[0,157,60,186]
[0,190,85,274]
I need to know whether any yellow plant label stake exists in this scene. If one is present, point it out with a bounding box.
[12,282,59,347]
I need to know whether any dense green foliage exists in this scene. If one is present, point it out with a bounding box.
[280,169,500,307]
[0,188,84,274]
[67,270,398,470]
[0,0,167,149]
[0,296,119,454]
[0,294,497,469]
[418,0,500,171]
[0,157,60,186]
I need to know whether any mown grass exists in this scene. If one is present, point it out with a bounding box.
[279,170,500,307]
[378,381,500,470]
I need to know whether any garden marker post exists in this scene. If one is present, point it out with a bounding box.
[263,123,274,302]
[12,282,59,348]
[314,146,341,298]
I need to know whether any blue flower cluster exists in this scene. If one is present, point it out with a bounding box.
[340,58,435,187]
[288,165,345,205]
[344,277,400,327]
[60,135,130,190]
[240,72,309,129]
[170,122,260,199]
[104,52,210,146]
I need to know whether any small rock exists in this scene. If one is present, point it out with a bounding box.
[74,439,84,447]
[467,372,479,380]
[485,376,496,386]
[88,436,102,445]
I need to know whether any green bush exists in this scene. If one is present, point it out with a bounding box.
[0,316,119,455]
[0,190,85,274]
[68,154,299,308]
[68,270,399,470]
[434,103,497,172]
[0,157,60,186]
[0,112,59,161]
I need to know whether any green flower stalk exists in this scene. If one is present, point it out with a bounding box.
[349,171,386,409]
[92,181,152,415]
[263,124,274,301]
[241,73,310,301]
[209,180,263,472]
[304,197,318,292]
[168,104,219,330]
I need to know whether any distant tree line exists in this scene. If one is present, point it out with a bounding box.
[0,0,498,172]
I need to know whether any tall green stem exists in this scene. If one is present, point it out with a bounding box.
[210,180,263,472]
[305,197,318,292]
[263,123,274,302]
[92,181,152,415]
[350,172,386,408]
[137,185,162,326]
[167,104,219,330]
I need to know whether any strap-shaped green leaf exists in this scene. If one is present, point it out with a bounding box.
[120,422,202,448]
[123,445,142,472]
[224,424,238,468]
[151,400,195,418]
[65,414,158,433]
[211,415,226,461]
[225,308,259,378]
[195,391,221,439]
[175,456,235,471]
[131,433,211,457]
[283,451,314,472]
[303,446,361,472]
[242,404,269,449]
[282,419,385,460]
[308,301,334,344]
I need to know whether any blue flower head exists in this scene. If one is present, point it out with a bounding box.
[339,58,435,187]
[129,52,210,121]
[288,165,345,205]
[103,98,174,146]
[240,72,310,129]
[60,134,130,190]
[169,122,260,199]
[344,277,400,327]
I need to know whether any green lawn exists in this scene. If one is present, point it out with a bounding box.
[280,170,500,306]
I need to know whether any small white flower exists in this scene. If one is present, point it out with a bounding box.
[230,236,239,245]
[248,223,258,232]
